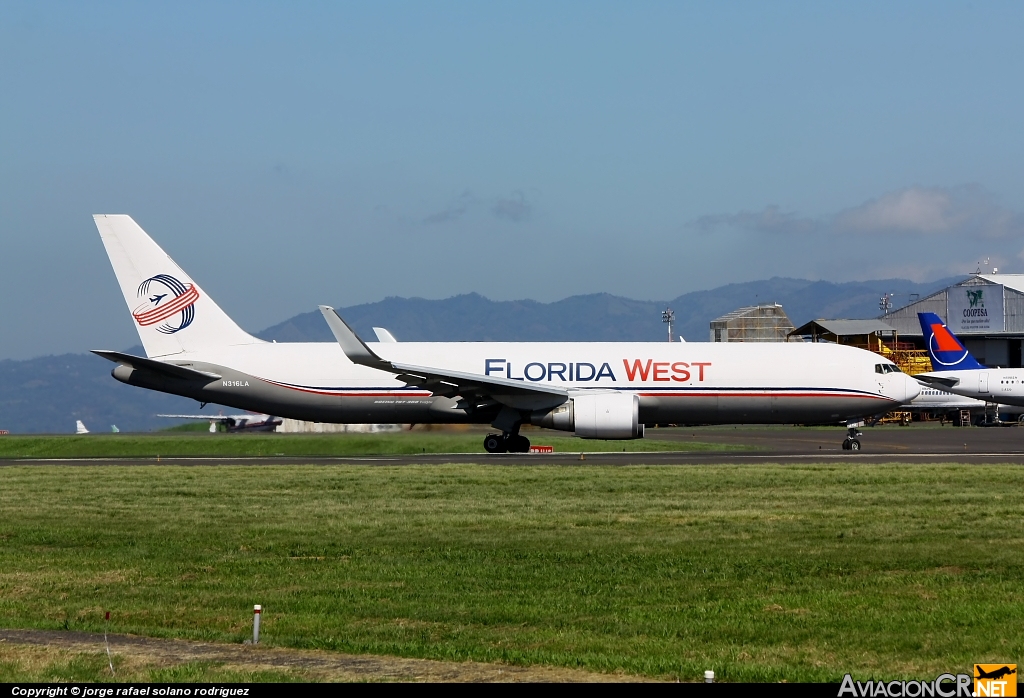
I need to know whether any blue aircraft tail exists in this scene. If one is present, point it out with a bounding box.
[917,312,986,371]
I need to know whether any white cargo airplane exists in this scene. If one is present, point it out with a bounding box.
[91,215,919,452]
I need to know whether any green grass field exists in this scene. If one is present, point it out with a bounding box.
[0,463,1021,682]
[0,432,742,459]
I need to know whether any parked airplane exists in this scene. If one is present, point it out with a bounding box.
[904,387,987,423]
[158,412,283,433]
[91,215,919,452]
[916,312,1024,407]
[75,420,89,434]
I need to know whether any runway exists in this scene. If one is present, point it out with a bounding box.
[4,424,1024,466]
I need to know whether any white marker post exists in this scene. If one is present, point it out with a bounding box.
[704,670,715,683]
[253,605,261,644]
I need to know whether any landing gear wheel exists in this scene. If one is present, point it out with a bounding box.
[484,433,506,454]
[507,435,531,453]
[843,425,863,452]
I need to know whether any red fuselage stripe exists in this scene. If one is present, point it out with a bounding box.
[637,392,891,400]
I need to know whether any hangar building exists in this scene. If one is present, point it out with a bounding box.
[710,303,796,342]
[880,273,1024,368]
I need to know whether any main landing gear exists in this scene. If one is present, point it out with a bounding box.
[483,432,531,453]
[841,425,863,451]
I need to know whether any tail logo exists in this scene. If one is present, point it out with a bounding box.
[928,322,971,366]
[132,274,200,334]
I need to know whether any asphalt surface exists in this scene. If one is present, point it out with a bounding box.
[4,424,1024,466]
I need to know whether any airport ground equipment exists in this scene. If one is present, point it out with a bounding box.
[873,411,912,426]
[90,215,920,452]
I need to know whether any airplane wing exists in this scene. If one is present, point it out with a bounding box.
[92,350,221,381]
[915,373,961,389]
[319,306,568,411]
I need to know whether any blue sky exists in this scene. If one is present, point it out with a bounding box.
[3,2,1024,359]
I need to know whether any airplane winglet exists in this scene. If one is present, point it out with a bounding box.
[318,306,392,371]
[318,306,567,410]
[373,327,398,343]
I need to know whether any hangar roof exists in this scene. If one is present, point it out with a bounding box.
[879,274,1024,337]
[976,274,1024,293]
[790,319,896,338]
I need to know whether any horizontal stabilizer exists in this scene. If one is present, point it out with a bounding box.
[91,350,221,381]
[915,374,961,389]
[157,413,267,420]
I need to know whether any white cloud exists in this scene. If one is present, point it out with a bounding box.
[835,187,956,233]
[693,185,1024,240]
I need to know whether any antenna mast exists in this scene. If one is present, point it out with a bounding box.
[662,308,675,342]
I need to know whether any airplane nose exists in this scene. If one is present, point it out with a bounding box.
[904,375,921,402]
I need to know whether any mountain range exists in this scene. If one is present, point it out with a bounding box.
[0,276,959,433]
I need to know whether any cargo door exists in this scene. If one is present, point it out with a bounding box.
[980,372,990,393]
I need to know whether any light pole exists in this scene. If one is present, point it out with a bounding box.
[662,308,675,342]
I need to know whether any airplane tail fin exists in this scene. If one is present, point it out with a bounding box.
[93,215,259,357]
[917,312,985,371]
[76,420,89,434]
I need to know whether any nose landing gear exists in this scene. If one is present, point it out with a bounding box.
[841,424,863,451]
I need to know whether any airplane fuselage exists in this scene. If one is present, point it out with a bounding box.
[113,340,916,428]
[918,368,1024,407]
[907,387,987,411]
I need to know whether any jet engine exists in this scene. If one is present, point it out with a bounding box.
[531,392,644,439]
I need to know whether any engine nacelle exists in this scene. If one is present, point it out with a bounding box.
[531,392,644,440]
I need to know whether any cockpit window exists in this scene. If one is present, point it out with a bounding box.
[876,363,902,374]
[876,364,884,374]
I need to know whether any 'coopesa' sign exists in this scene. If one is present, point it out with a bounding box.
[947,285,1004,333]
